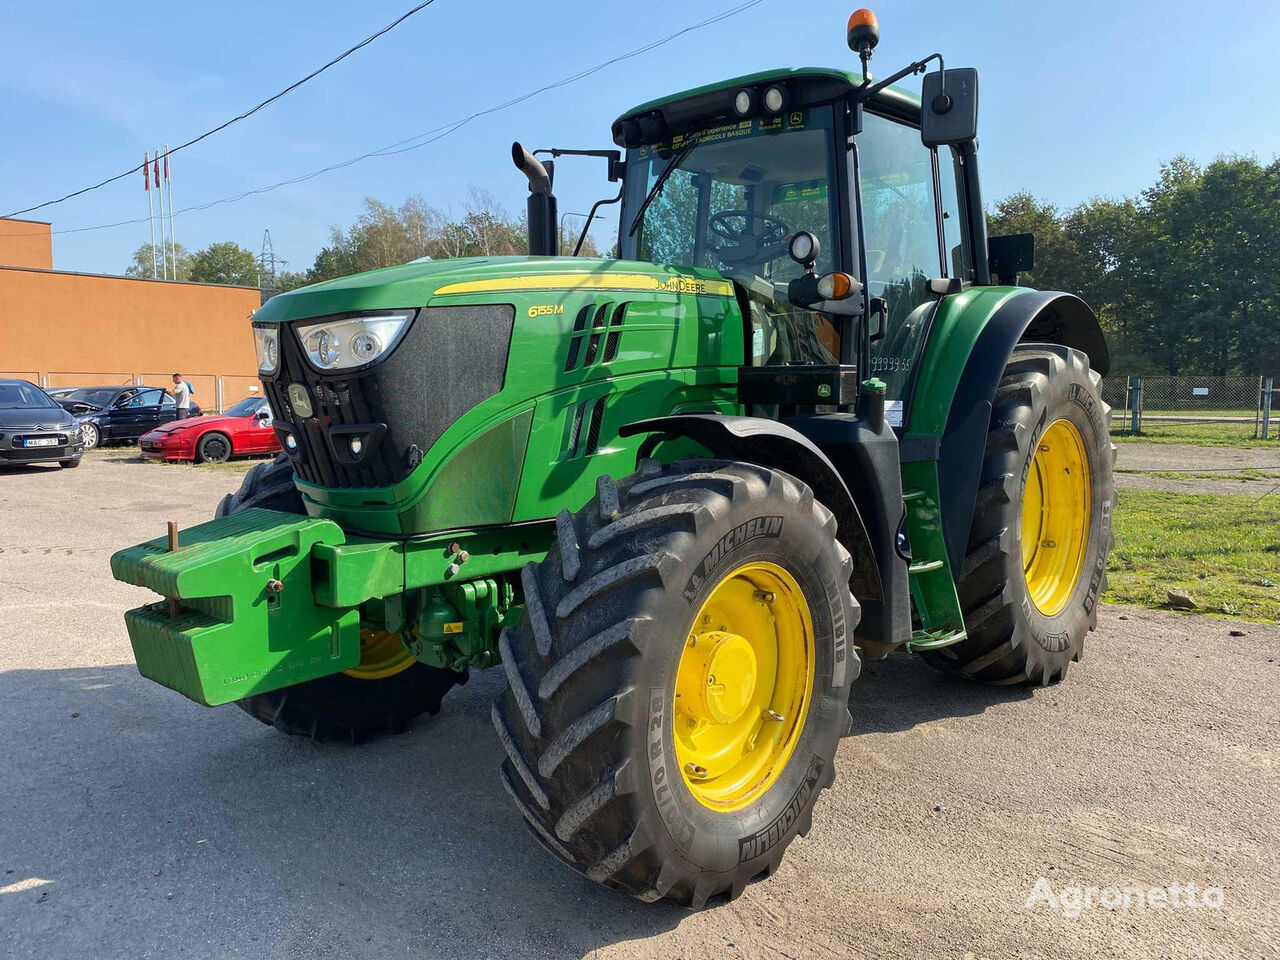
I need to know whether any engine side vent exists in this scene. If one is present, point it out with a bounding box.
[566,396,608,458]
[565,301,629,370]
[563,305,591,371]
[602,303,627,362]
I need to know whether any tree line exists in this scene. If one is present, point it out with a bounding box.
[127,153,1279,375]
[988,154,1280,375]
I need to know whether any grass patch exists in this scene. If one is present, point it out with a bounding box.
[1115,468,1280,481]
[1107,488,1280,622]
[1112,422,1278,446]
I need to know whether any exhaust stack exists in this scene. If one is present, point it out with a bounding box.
[512,142,558,257]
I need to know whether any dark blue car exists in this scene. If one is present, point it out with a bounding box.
[55,385,201,449]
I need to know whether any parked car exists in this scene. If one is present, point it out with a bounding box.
[0,379,84,468]
[139,396,279,463]
[55,385,202,449]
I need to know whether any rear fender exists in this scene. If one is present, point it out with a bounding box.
[619,414,883,604]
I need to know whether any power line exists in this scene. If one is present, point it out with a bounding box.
[3,0,439,218]
[10,0,765,241]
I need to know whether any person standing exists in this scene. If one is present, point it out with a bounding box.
[170,373,192,420]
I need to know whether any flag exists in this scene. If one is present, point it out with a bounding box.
[163,147,169,182]
[144,152,150,191]
[154,154,161,190]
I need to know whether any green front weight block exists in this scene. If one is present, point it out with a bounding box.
[110,508,363,706]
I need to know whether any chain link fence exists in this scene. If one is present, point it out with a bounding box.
[0,371,262,414]
[1103,375,1279,441]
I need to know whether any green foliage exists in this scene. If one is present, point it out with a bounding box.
[125,241,192,281]
[188,241,259,286]
[989,155,1280,375]
[305,192,537,284]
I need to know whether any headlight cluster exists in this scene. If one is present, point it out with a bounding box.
[253,326,280,375]
[295,311,414,372]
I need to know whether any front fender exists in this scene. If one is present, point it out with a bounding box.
[619,414,882,604]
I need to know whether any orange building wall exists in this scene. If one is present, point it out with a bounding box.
[0,267,263,405]
[0,218,54,270]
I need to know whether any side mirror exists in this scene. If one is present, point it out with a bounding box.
[920,67,978,147]
[988,233,1035,285]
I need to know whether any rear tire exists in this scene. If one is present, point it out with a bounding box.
[216,456,467,742]
[921,344,1115,686]
[494,459,859,907]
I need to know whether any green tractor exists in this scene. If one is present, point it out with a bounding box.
[111,10,1114,908]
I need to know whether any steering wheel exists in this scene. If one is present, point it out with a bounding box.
[708,210,791,268]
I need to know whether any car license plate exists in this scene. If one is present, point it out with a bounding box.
[24,437,58,448]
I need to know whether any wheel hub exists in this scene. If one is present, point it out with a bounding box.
[676,631,758,725]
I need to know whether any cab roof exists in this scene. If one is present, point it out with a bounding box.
[612,66,920,146]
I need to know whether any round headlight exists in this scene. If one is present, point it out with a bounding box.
[733,88,755,117]
[350,331,382,362]
[763,86,785,114]
[306,329,341,368]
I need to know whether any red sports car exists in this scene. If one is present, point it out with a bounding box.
[139,396,280,463]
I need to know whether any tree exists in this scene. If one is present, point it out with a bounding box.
[125,241,191,280]
[188,241,260,286]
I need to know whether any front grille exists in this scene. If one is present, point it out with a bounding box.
[264,305,515,489]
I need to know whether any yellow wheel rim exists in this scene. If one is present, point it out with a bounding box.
[674,562,815,812]
[343,628,415,680]
[1021,419,1092,617]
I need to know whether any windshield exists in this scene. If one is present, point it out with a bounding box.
[225,397,263,418]
[0,382,57,409]
[62,388,120,407]
[621,105,842,365]
[622,106,839,280]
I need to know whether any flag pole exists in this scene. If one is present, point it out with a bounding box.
[145,152,158,279]
[164,145,176,280]
[154,149,168,279]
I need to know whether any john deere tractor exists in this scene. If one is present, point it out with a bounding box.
[111,11,1114,908]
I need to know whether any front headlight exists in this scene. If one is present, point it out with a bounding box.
[254,326,280,375]
[294,311,415,372]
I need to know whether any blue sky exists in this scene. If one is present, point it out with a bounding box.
[2,0,1277,276]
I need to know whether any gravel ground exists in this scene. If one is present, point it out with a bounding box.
[2,452,1278,959]
[1115,441,1280,495]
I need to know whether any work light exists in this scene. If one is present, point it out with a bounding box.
[733,88,757,117]
[763,85,786,114]
[294,311,415,372]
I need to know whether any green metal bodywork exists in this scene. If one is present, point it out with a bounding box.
[110,67,1060,705]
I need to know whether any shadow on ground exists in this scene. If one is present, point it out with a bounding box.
[848,648,1032,734]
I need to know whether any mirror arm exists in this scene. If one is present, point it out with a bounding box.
[858,53,944,101]
[572,186,624,257]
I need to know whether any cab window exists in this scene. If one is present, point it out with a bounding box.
[859,109,970,418]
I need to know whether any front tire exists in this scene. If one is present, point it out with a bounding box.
[79,423,100,449]
[197,431,232,463]
[216,456,467,742]
[58,458,80,469]
[922,344,1115,685]
[494,459,859,907]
